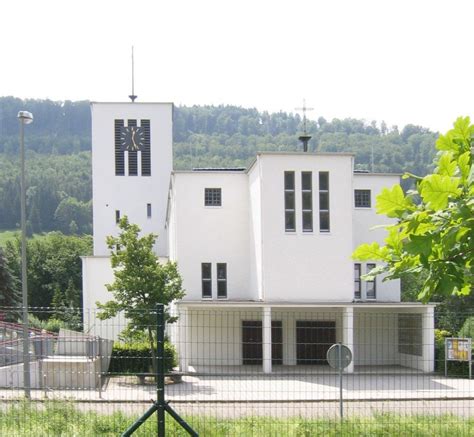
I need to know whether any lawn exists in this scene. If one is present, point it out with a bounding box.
[0,402,473,436]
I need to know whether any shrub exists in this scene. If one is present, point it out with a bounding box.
[108,340,177,374]
[458,316,474,340]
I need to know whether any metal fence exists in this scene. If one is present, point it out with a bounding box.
[0,305,473,436]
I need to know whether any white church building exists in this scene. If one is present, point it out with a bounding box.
[82,102,435,374]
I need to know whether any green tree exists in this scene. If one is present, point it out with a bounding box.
[96,217,185,373]
[4,232,92,313]
[0,247,21,321]
[353,117,474,302]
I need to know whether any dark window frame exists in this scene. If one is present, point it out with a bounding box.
[201,263,212,298]
[366,263,376,299]
[301,171,313,232]
[354,263,361,299]
[147,203,152,218]
[115,210,121,224]
[319,172,330,232]
[284,171,296,232]
[204,188,222,207]
[217,263,227,299]
[355,189,371,208]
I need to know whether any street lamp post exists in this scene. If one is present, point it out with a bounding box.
[18,110,33,398]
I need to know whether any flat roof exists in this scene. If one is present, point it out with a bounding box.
[177,300,436,308]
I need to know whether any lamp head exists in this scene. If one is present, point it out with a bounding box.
[17,111,33,124]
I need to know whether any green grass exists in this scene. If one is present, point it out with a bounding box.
[0,402,473,436]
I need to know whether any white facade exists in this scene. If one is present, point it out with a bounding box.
[168,153,400,303]
[83,101,435,375]
[91,102,172,256]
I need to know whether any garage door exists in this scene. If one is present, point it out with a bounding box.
[296,321,336,365]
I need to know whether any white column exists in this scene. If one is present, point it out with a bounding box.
[262,306,272,374]
[422,306,435,373]
[179,307,189,373]
[342,307,354,373]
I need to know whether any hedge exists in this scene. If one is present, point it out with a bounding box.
[108,340,177,374]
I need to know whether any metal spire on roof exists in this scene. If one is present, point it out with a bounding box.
[129,46,137,102]
[295,99,314,152]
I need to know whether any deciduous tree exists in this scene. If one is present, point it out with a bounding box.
[353,117,473,302]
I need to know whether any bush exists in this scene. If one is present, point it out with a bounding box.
[108,340,177,374]
[458,316,474,340]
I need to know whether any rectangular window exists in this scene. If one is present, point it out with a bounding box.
[201,263,212,298]
[354,264,361,299]
[114,119,125,176]
[398,314,422,356]
[301,172,313,232]
[355,189,371,208]
[366,263,376,299]
[217,263,227,298]
[127,119,138,176]
[147,203,152,218]
[140,119,151,176]
[115,210,121,224]
[319,172,330,232]
[284,171,295,232]
[204,188,222,206]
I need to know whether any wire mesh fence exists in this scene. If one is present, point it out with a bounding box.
[0,305,473,435]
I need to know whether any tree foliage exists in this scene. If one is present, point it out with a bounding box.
[1,98,439,234]
[3,232,92,316]
[353,117,474,302]
[96,217,185,372]
[0,247,21,321]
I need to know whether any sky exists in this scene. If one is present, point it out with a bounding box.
[1,0,472,133]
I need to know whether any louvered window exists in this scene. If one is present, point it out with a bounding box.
[141,119,151,176]
[127,119,138,176]
[114,119,125,176]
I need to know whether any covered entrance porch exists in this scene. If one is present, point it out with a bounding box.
[174,301,435,375]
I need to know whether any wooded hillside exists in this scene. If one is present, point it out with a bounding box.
[0,97,438,234]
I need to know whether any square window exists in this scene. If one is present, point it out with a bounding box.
[204,188,222,206]
[355,190,371,208]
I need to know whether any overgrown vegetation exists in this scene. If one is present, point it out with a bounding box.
[0,402,472,436]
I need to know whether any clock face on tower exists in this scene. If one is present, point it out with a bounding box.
[119,126,146,151]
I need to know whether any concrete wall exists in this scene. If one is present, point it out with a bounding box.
[353,174,401,301]
[169,172,252,301]
[257,154,355,301]
[91,102,172,257]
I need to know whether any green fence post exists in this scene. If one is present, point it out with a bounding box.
[157,304,165,436]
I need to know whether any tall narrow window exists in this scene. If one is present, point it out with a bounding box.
[319,172,330,232]
[201,263,212,298]
[354,264,361,299]
[366,263,376,299]
[115,210,121,224]
[127,119,138,176]
[284,171,295,232]
[141,119,151,176]
[147,203,152,218]
[355,189,371,208]
[301,172,313,232]
[217,263,227,298]
[114,119,125,176]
